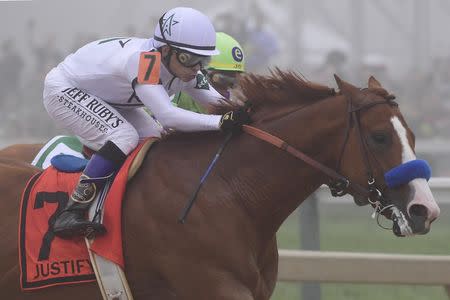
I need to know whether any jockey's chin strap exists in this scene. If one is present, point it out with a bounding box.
[241,96,398,211]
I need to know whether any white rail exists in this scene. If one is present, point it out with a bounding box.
[278,249,450,298]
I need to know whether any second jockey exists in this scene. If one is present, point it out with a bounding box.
[173,31,246,112]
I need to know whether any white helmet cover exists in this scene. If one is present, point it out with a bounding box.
[154,7,220,56]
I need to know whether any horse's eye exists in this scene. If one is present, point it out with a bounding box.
[371,132,389,145]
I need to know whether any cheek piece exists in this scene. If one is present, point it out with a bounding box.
[384,159,431,188]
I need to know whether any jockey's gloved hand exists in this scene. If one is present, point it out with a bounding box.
[219,108,252,133]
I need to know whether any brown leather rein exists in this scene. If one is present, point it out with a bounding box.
[242,97,398,204]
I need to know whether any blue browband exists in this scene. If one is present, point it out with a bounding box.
[384,159,431,188]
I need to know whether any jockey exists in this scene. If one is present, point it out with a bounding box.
[43,7,251,239]
[173,32,246,112]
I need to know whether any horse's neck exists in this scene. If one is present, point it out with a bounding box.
[227,149,325,237]
[227,96,348,237]
[139,96,347,243]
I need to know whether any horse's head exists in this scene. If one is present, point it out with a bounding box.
[333,75,439,236]
[235,70,439,237]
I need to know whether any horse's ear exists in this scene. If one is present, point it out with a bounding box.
[368,76,382,89]
[334,74,359,96]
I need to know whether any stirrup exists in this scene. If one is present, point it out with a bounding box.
[72,175,97,203]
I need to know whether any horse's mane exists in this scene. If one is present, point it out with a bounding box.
[167,71,394,141]
[211,69,336,114]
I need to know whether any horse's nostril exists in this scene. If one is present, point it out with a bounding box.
[409,204,428,218]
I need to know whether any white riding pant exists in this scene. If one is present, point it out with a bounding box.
[43,68,162,155]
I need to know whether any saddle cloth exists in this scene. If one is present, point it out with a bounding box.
[19,138,156,290]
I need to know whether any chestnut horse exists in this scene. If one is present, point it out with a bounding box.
[0,72,440,299]
[0,143,43,163]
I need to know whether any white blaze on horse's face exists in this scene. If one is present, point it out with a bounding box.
[391,117,440,233]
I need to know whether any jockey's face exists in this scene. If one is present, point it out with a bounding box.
[161,46,205,82]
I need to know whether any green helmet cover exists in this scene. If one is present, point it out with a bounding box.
[207,32,245,72]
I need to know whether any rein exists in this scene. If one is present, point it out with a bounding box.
[241,97,399,211]
[180,94,408,229]
[242,125,371,199]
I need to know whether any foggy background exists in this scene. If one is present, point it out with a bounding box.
[1,0,450,175]
[1,1,450,300]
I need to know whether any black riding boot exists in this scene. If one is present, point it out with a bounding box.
[52,140,127,239]
[52,174,106,239]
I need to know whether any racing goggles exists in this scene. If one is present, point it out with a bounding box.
[173,49,211,68]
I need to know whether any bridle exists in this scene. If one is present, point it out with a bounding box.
[242,93,399,221]
[179,92,410,231]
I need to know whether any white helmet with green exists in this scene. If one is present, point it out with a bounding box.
[154,7,220,56]
[207,32,245,72]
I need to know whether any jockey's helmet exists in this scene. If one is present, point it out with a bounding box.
[154,7,220,56]
[207,32,245,72]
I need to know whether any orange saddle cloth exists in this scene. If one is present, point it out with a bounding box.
[19,139,155,290]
